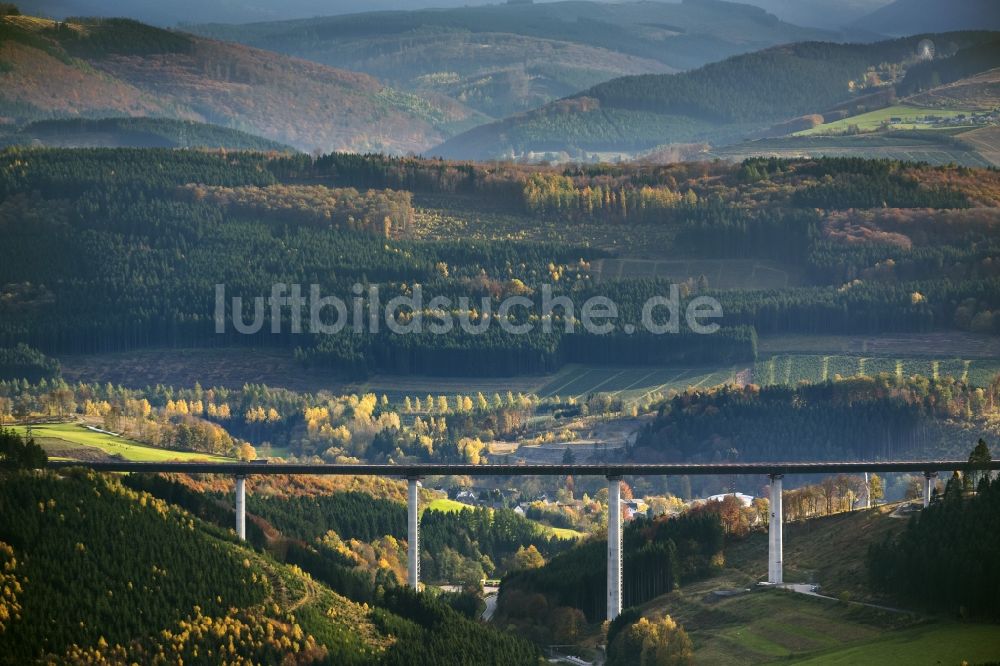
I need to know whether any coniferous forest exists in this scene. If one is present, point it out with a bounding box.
[2,7,1000,661]
[2,149,999,379]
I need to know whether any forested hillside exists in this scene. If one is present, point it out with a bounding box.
[868,441,1000,618]
[434,31,1000,159]
[188,0,834,120]
[499,510,724,627]
[2,149,999,378]
[0,117,295,150]
[16,0,504,26]
[0,13,480,154]
[0,463,541,664]
[634,375,1000,465]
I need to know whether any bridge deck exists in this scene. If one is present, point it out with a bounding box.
[47,460,1000,477]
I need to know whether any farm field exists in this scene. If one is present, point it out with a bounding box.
[959,125,1000,166]
[905,68,1000,111]
[350,373,546,406]
[753,354,1000,387]
[11,422,229,462]
[706,133,995,167]
[59,347,344,393]
[796,105,978,136]
[791,622,1000,665]
[534,364,740,404]
[758,332,1000,359]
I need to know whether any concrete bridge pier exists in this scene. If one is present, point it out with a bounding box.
[407,475,421,589]
[607,475,622,620]
[923,472,937,508]
[768,474,783,584]
[235,475,246,541]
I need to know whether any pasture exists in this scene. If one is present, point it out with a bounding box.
[707,133,994,167]
[12,422,228,462]
[673,505,1000,665]
[425,497,583,540]
[791,622,1000,665]
[796,105,977,136]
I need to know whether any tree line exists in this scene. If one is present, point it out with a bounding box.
[868,441,998,618]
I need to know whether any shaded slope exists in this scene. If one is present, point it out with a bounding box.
[854,0,1000,37]
[189,0,837,119]
[0,14,482,154]
[0,117,296,150]
[433,31,1000,159]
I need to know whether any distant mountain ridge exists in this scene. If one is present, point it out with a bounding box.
[432,31,1000,160]
[187,0,839,120]
[15,0,513,26]
[0,14,483,154]
[737,0,891,29]
[853,0,1000,36]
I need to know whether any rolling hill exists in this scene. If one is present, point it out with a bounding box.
[853,0,1000,37]
[0,467,541,663]
[706,40,1000,166]
[0,116,296,149]
[16,0,512,26]
[739,0,891,30]
[187,0,838,120]
[0,14,483,154]
[433,31,1000,161]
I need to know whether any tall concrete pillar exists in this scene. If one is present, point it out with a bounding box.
[407,476,421,589]
[607,475,622,620]
[235,475,246,541]
[923,472,937,508]
[768,474,783,584]
[863,472,871,509]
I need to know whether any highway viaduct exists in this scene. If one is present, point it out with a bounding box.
[49,460,1000,621]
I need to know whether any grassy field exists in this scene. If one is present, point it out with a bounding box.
[792,622,1000,665]
[754,354,1000,388]
[12,422,228,462]
[662,582,999,666]
[706,132,995,167]
[725,504,908,602]
[648,505,1000,664]
[797,105,977,136]
[663,584,899,665]
[546,525,585,540]
[425,497,584,540]
[535,364,739,404]
[426,497,470,513]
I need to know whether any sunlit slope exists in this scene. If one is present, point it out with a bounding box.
[188,0,836,120]
[434,31,999,159]
[0,14,481,154]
